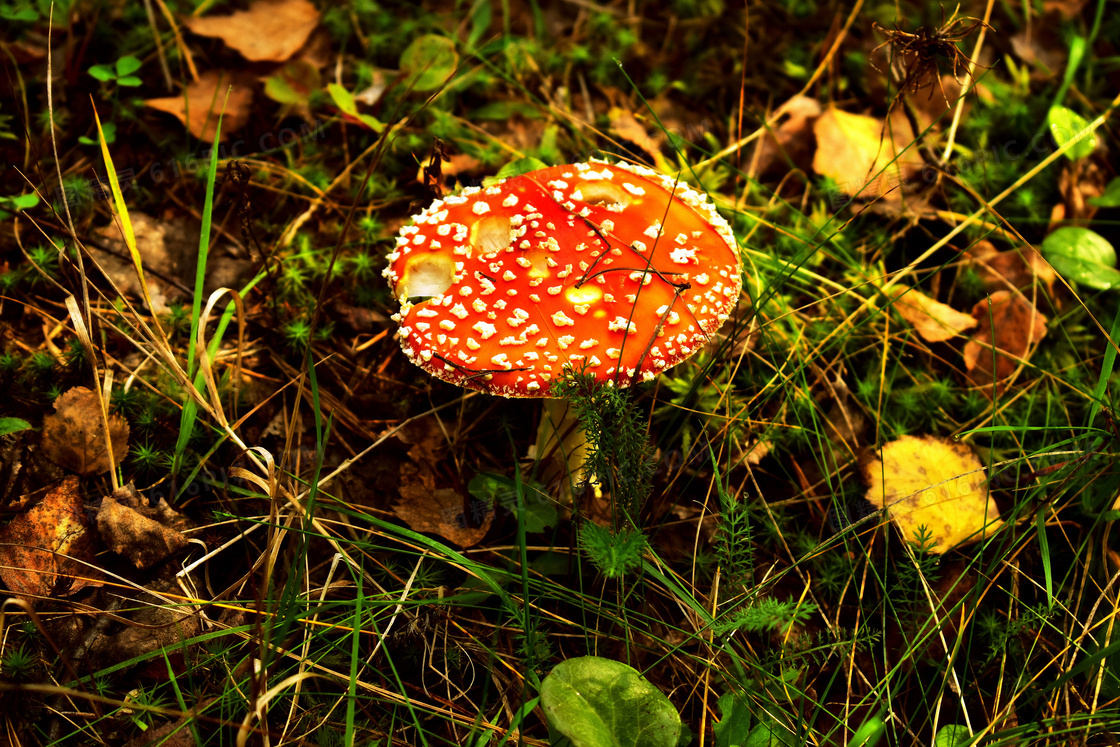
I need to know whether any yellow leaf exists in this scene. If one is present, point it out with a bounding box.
[891,286,977,342]
[812,107,923,200]
[864,435,1002,552]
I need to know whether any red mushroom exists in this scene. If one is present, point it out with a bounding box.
[384,161,742,397]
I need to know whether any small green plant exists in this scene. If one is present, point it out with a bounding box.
[87,55,143,89]
[552,368,656,523]
[577,521,649,579]
[1,644,37,682]
[713,597,818,637]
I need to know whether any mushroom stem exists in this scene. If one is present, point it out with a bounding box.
[532,398,591,508]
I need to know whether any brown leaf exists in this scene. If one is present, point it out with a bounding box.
[97,483,190,570]
[42,386,129,476]
[145,70,253,143]
[966,240,1056,292]
[963,291,1048,388]
[184,0,320,63]
[608,106,665,160]
[753,95,820,177]
[393,485,493,547]
[392,420,492,547]
[812,107,924,201]
[0,476,100,597]
[891,286,978,342]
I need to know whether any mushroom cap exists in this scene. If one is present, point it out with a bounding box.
[384,160,742,398]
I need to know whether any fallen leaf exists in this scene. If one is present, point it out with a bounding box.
[393,421,492,546]
[608,106,665,161]
[183,0,320,63]
[145,70,253,142]
[0,476,100,597]
[966,240,1056,292]
[41,386,129,476]
[92,212,192,314]
[97,483,191,570]
[963,291,1048,388]
[753,94,820,177]
[812,107,924,201]
[864,435,1002,552]
[891,286,978,342]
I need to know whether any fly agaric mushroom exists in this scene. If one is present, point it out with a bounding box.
[384,160,741,397]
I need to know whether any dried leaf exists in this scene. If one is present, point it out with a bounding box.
[145,70,253,143]
[608,106,665,160]
[0,476,100,597]
[966,240,1056,292]
[812,107,923,200]
[97,483,190,570]
[393,485,493,547]
[184,0,320,63]
[393,421,492,547]
[42,386,129,476]
[864,435,1002,553]
[963,291,1048,388]
[891,286,978,342]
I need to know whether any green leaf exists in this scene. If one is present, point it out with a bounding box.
[1047,106,1096,160]
[327,83,357,115]
[0,418,33,437]
[713,693,752,747]
[115,55,142,77]
[264,60,320,106]
[399,34,458,92]
[88,64,115,82]
[934,724,973,747]
[484,157,548,186]
[540,656,683,747]
[116,76,142,87]
[1,7,38,21]
[1089,177,1120,208]
[6,192,39,210]
[1041,227,1120,290]
[850,715,887,747]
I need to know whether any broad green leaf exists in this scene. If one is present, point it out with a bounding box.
[116,76,142,87]
[713,693,752,747]
[264,60,320,106]
[79,121,116,146]
[1089,177,1120,208]
[850,715,887,747]
[327,83,357,115]
[4,192,39,210]
[1047,106,1096,160]
[540,656,682,747]
[400,34,458,92]
[483,157,548,186]
[1041,227,1120,290]
[327,83,383,131]
[88,64,115,82]
[0,417,33,437]
[115,55,142,77]
[934,724,973,747]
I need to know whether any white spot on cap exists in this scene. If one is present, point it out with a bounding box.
[606,348,621,359]
[502,193,519,207]
[473,321,497,339]
[552,311,575,327]
[579,339,599,349]
[472,201,491,215]
[557,335,576,349]
[491,353,512,368]
[609,317,637,334]
[449,304,469,320]
[466,338,481,350]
